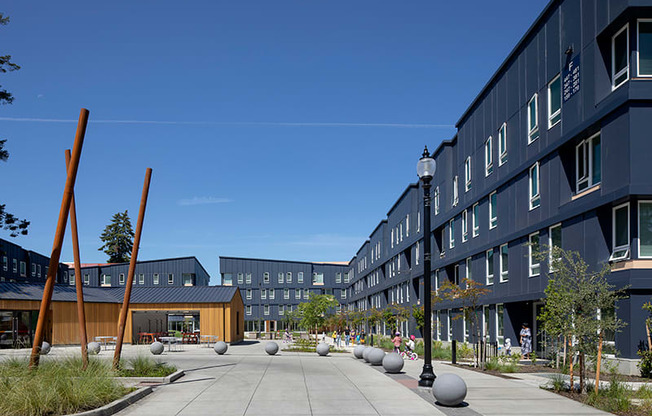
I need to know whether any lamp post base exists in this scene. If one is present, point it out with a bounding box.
[418,364,436,387]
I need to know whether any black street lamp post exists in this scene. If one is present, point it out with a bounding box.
[417,146,436,387]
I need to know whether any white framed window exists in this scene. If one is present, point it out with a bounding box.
[611,203,630,261]
[406,215,410,238]
[269,289,275,299]
[417,210,421,232]
[263,272,270,283]
[447,309,453,341]
[31,263,36,277]
[341,288,347,299]
[498,123,507,165]
[138,273,144,285]
[278,272,284,284]
[496,304,504,345]
[119,273,125,285]
[284,288,290,299]
[486,249,494,285]
[246,289,252,300]
[466,257,472,281]
[485,136,493,176]
[12,258,17,273]
[279,305,285,316]
[613,24,630,89]
[19,261,26,277]
[436,310,441,341]
[153,273,160,285]
[287,272,292,283]
[472,203,479,237]
[449,219,455,249]
[304,289,310,299]
[489,191,497,229]
[576,133,601,193]
[464,157,472,191]
[335,272,341,283]
[37,264,41,277]
[298,271,303,283]
[84,274,89,285]
[453,176,459,206]
[528,94,539,143]
[101,274,111,286]
[529,232,540,276]
[416,241,420,265]
[246,305,252,315]
[549,224,562,268]
[69,272,75,285]
[454,264,460,285]
[2,256,6,271]
[638,20,652,76]
[261,288,267,299]
[434,186,440,215]
[434,269,440,294]
[500,244,508,282]
[168,273,174,284]
[461,209,468,242]
[246,273,251,284]
[529,162,541,210]
[237,273,243,284]
[312,272,324,285]
[264,305,269,316]
[548,74,561,128]
[296,288,301,299]
[639,202,652,258]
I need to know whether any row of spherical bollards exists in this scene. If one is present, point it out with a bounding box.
[351,345,467,407]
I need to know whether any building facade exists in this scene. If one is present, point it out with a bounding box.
[1,238,70,284]
[219,257,349,332]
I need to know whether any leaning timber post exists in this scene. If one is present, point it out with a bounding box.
[29,108,89,368]
[113,168,152,370]
[595,331,603,394]
[65,149,89,369]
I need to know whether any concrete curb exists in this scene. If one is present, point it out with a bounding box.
[65,385,153,416]
[116,369,185,385]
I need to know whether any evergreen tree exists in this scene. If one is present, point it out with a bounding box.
[0,14,29,237]
[98,211,134,263]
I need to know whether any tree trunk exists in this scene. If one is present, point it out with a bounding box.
[563,335,567,368]
[646,320,651,351]
[595,332,603,395]
[579,351,585,393]
[569,338,574,393]
[555,336,560,369]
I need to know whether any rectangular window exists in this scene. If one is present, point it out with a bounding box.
[287,272,292,283]
[246,273,251,284]
[436,310,441,341]
[611,203,630,261]
[447,309,453,341]
[262,288,267,299]
[312,272,324,285]
[101,274,111,286]
[486,249,494,285]
[304,289,310,299]
[613,24,630,89]
[246,289,252,300]
[639,20,652,76]
[529,232,540,276]
[472,203,479,237]
[454,264,460,285]
[138,273,145,284]
[640,202,652,258]
[69,272,75,285]
[279,305,285,315]
[298,271,303,283]
[549,224,562,267]
[19,261,26,277]
[335,272,341,283]
[278,272,284,284]
[449,219,455,249]
[498,123,508,165]
[222,273,232,285]
[548,74,561,127]
[341,288,347,299]
[576,133,601,193]
[296,288,301,299]
[246,305,252,316]
[497,304,504,345]
[464,157,472,191]
[529,162,540,209]
[452,176,459,206]
[528,94,539,143]
[485,136,493,176]
[84,274,89,285]
[416,241,420,265]
[119,273,126,285]
[183,273,194,286]
[500,244,508,282]
[466,257,472,281]
[153,273,160,285]
[2,256,6,271]
[264,305,269,316]
[237,273,244,284]
[31,263,36,277]
[461,209,468,242]
[263,272,270,283]
[37,264,41,277]
[434,187,440,215]
[12,259,17,273]
[168,273,174,284]
[284,288,289,299]
[489,191,497,229]
[269,289,275,299]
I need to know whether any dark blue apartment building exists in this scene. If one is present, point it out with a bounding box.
[0,238,70,284]
[219,256,349,332]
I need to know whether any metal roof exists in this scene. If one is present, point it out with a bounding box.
[0,282,238,304]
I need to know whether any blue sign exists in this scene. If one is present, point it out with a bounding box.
[563,54,580,102]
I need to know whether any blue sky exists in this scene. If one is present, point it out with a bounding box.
[1,0,549,283]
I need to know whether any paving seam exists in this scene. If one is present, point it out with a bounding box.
[242,355,274,416]
[362,357,483,416]
[171,355,245,416]
[328,356,383,415]
[298,354,315,416]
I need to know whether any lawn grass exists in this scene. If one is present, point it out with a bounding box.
[117,355,177,377]
[0,357,128,416]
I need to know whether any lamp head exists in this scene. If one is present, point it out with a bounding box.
[416,146,436,179]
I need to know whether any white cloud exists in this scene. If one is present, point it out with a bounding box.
[177,196,233,206]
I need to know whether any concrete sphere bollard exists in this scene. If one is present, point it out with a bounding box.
[150,341,164,355]
[368,348,386,366]
[362,346,372,362]
[432,373,467,406]
[214,341,228,355]
[353,345,366,359]
[316,342,330,356]
[40,341,51,355]
[382,352,404,373]
[265,342,279,355]
[88,342,101,355]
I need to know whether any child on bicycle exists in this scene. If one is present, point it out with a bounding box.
[405,335,416,354]
[391,332,402,353]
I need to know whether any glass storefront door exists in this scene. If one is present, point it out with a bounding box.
[0,311,37,348]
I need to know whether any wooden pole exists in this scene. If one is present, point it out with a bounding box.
[29,108,89,368]
[646,320,651,351]
[595,331,603,395]
[65,149,89,370]
[113,168,152,370]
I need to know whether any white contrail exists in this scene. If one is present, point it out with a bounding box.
[0,116,453,129]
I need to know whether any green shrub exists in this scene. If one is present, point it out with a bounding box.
[639,350,652,378]
[586,374,631,414]
[485,356,517,373]
[547,374,567,392]
[0,357,127,416]
[118,355,176,377]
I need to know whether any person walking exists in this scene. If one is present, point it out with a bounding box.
[520,323,532,359]
[391,332,402,354]
[344,328,350,347]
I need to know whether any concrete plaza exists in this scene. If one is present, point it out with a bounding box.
[0,341,612,416]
